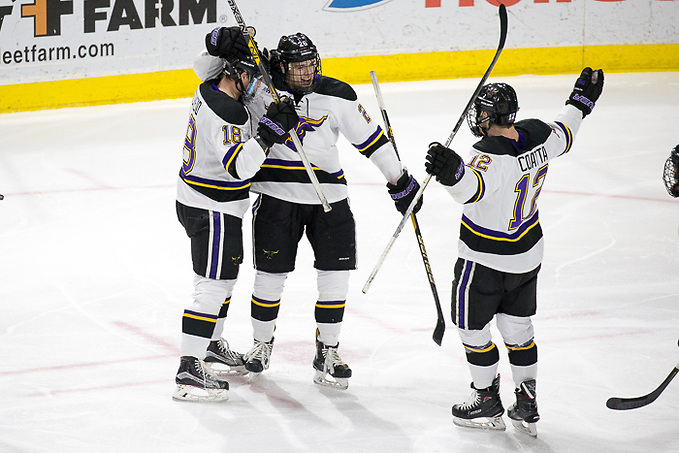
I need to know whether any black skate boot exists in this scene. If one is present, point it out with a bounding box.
[243,338,274,374]
[313,339,352,390]
[508,379,539,437]
[204,338,246,376]
[173,356,229,402]
[452,375,506,430]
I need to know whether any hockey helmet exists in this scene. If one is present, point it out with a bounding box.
[467,83,519,137]
[223,55,260,97]
[274,33,321,95]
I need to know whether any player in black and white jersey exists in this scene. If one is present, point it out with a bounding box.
[173,27,299,402]
[214,32,422,390]
[425,68,604,434]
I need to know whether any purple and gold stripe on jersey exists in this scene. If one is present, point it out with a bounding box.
[460,211,542,256]
[222,143,244,175]
[353,126,390,158]
[465,166,486,204]
[179,169,250,202]
[253,159,347,185]
[554,121,573,155]
[182,309,218,339]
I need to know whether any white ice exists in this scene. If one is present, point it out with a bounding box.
[1,72,678,453]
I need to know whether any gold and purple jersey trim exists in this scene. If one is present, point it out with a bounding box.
[465,166,486,203]
[222,143,243,173]
[254,159,347,184]
[354,126,390,158]
[460,211,542,256]
[180,170,251,191]
[554,121,573,155]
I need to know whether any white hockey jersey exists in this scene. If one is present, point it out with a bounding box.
[250,77,405,204]
[445,104,584,273]
[176,79,267,219]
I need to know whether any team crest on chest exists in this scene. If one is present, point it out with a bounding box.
[284,115,328,150]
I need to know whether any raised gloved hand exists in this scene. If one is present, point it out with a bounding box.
[425,142,465,186]
[566,67,604,118]
[257,97,299,148]
[205,26,254,60]
[387,171,423,215]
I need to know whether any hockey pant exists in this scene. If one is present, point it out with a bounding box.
[250,269,349,346]
[458,313,537,389]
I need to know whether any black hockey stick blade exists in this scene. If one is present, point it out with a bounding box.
[606,363,679,410]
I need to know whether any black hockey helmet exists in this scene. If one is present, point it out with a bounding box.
[273,32,321,95]
[223,55,260,97]
[467,83,519,137]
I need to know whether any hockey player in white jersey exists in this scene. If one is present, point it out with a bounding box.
[173,27,299,402]
[425,68,604,434]
[232,32,424,390]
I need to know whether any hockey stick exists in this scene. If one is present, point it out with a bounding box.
[362,4,508,293]
[225,0,332,213]
[369,70,445,346]
[607,359,679,410]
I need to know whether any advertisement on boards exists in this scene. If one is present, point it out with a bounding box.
[0,0,677,86]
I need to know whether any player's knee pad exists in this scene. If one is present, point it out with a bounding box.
[190,274,236,314]
[496,313,534,347]
[457,323,499,367]
[253,270,288,301]
[497,313,537,367]
[317,270,349,301]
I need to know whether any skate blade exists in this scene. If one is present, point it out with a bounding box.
[172,384,229,402]
[511,419,537,437]
[313,370,349,390]
[205,362,248,376]
[453,415,506,431]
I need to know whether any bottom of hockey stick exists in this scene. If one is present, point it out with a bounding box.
[606,363,679,410]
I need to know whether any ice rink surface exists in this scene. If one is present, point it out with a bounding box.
[1,72,678,452]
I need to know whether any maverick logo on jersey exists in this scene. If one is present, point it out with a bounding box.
[284,115,329,152]
[6,0,216,36]
[324,0,393,12]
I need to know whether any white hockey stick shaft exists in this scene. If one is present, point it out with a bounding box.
[362,4,508,293]
[226,0,332,213]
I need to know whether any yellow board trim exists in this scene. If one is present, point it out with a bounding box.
[1,43,678,114]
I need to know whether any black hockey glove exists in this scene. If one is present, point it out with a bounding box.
[663,144,679,198]
[205,26,254,61]
[257,97,299,148]
[566,67,604,118]
[425,142,465,186]
[387,171,423,215]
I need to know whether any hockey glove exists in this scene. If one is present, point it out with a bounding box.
[257,97,299,148]
[566,67,604,118]
[205,26,254,61]
[663,144,679,198]
[387,171,423,215]
[425,142,465,186]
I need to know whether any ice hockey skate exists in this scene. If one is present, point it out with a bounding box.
[508,379,539,437]
[243,338,274,375]
[452,375,506,431]
[204,338,247,376]
[173,356,229,402]
[312,338,352,390]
